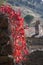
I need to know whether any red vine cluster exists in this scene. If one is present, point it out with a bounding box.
[0,5,29,63]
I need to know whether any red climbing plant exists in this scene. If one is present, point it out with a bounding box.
[0,5,29,63]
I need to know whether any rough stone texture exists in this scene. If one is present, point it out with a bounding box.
[25,50,43,65]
